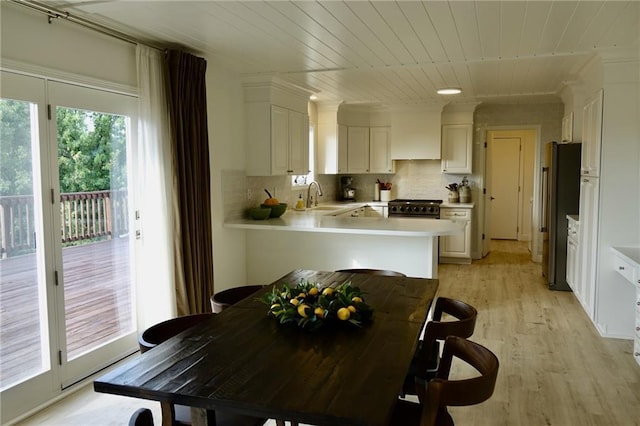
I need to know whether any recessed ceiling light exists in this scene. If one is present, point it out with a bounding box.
[309,94,318,100]
[437,88,462,95]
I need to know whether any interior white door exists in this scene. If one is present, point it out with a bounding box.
[489,137,521,239]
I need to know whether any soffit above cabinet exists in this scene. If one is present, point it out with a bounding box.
[28,1,640,105]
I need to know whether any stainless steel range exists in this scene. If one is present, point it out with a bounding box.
[388,199,442,218]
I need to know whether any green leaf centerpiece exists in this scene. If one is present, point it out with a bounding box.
[260,279,373,330]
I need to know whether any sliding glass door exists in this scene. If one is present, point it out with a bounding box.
[0,72,139,422]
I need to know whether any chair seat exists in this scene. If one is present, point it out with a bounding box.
[389,399,453,426]
[210,285,264,313]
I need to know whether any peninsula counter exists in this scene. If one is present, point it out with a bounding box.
[225,205,465,282]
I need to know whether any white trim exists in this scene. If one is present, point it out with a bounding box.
[1,59,138,97]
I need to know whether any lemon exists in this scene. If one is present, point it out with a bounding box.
[297,304,310,318]
[322,287,334,296]
[298,292,307,298]
[337,307,351,321]
[290,298,300,306]
[347,305,356,313]
[351,296,363,303]
[314,307,325,318]
[308,287,319,296]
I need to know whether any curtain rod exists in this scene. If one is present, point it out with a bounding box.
[10,0,164,51]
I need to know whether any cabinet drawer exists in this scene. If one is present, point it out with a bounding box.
[613,255,636,284]
[441,209,470,220]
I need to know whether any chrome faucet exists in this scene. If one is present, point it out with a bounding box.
[306,181,323,208]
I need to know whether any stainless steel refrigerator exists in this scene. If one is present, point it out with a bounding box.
[541,142,582,291]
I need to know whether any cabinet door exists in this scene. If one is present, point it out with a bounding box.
[440,221,471,258]
[581,90,603,177]
[369,127,392,173]
[347,126,370,173]
[288,110,308,174]
[271,105,289,175]
[566,237,577,291]
[577,177,599,318]
[337,124,348,174]
[439,208,471,259]
[441,124,472,174]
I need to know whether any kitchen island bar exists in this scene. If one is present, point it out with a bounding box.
[225,207,465,282]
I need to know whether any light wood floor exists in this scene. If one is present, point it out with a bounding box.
[13,240,640,425]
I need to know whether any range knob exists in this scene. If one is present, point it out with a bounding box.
[420,207,427,213]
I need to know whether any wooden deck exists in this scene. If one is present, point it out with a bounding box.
[0,238,132,389]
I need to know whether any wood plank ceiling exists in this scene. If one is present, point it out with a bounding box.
[44,1,639,105]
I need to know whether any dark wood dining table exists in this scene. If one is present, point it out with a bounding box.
[94,269,438,426]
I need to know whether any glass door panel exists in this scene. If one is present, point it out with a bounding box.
[47,81,138,387]
[55,107,134,361]
[0,98,49,390]
[0,71,58,425]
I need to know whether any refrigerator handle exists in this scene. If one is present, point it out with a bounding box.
[540,167,549,232]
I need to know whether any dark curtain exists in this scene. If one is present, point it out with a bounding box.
[165,49,214,315]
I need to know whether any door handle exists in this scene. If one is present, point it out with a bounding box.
[490,196,495,200]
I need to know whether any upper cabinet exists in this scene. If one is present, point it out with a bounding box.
[369,127,392,173]
[440,104,477,174]
[441,124,473,174]
[317,104,392,174]
[581,89,603,177]
[244,81,310,176]
[390,104,443,159]
[562,112,574,142]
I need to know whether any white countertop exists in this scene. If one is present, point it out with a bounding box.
[225,202,465,237]
[440,202,475,209]
[567,214,579,222]
[612,246,640,267]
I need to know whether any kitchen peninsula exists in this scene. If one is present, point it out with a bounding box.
[225,204,465,283]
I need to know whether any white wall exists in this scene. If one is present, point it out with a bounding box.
[1,2,136,90]
[205,62,250,292]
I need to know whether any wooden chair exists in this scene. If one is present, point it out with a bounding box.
[138,314,266,426]
[129,408,153,426]
[390,336,499,426]
[210,285,264,313]
[138,313,213,353]
[335,268,407,277]
[401,297,477,397]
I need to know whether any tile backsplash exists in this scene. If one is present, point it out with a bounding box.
[222,161,476,220]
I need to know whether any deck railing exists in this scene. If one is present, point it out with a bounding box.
[0,190,128,259]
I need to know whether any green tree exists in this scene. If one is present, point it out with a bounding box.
[57,108,127,193]
[0,99,33,196]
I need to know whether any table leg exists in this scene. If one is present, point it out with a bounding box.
[160,402,175,426]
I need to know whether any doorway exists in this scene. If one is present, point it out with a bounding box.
[484,129,537,253]
[0,71,138,423]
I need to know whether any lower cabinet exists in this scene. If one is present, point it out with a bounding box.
[611,247,640,366]
[566,216,580,293]
[439,207,472,263]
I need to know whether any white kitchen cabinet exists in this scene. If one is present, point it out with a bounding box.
[266,106,309,175]
[439,207,472,263]
[577,176,599,318]
[441,124,473,174]
[244,81,309,176]
[337,124,348,173]
[369,127,392,173]
[347,127,370,173]
[562,112,574,142]
[581,89,603,177]
[611,247,640,366]
[566,216,580,293]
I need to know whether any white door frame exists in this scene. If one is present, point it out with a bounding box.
[480,125,542,260]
